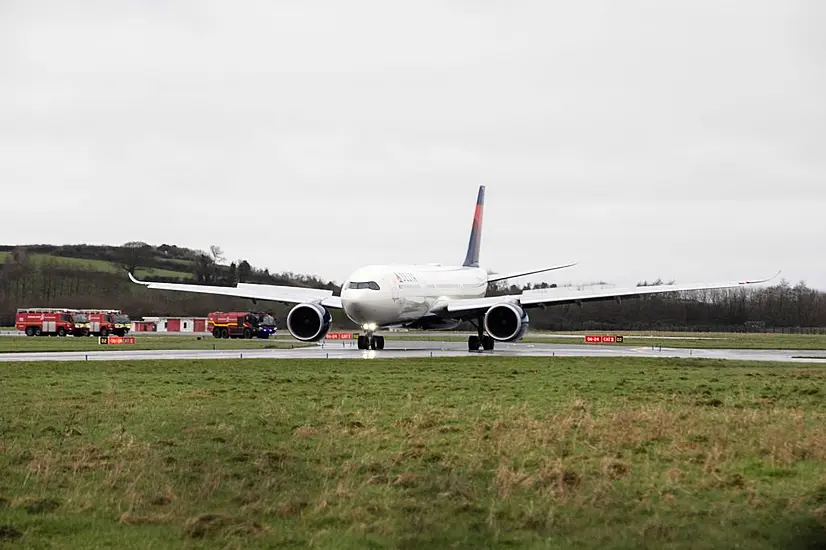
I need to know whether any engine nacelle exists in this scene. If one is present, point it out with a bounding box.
[286,303,332,342]
[483,303,529,342]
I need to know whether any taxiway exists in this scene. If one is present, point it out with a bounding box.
[0,340,824,363]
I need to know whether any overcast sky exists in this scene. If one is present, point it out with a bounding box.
[2,0,824,290]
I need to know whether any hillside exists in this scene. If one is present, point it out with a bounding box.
[1,243,825,331]
[0,242,348,327]
[0,243,337,286]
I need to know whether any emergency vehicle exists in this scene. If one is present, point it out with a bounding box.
[207,311,277,339]
[81,309,132,337]
[15,308,90,337]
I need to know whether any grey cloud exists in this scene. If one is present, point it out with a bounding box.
[1,0,823,289]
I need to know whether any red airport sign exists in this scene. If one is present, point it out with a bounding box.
[98,336,136,345]
[584,335,624,344]
[325,332,355,340]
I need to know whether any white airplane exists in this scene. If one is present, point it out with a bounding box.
[128,186,778,351]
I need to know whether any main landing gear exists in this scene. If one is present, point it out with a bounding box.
[468,315,494,352]
[357,333,385,350]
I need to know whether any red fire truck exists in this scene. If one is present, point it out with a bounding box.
[16,308,90,337]
[81,309,132,337]
[207,311,277,339]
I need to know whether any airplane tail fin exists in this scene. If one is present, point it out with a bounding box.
[463,185,485,267]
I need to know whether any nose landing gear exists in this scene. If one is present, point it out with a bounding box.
[357,333,385,350]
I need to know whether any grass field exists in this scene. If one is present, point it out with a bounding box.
[0,335,309,353]
[0,356,825,548]
[394,331,826,350]
[0,252,192,279]
[540,331,826,350]
[2,330,825,354]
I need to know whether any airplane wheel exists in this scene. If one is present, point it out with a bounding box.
[481,335,495,351]
[375,336,385,350]
[468,335,480,351]
[357,335,367,350]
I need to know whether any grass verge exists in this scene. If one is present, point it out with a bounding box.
[0,335,310,353]
[3,330,825,353]
[389,331,826,350]
[0,356,825,548]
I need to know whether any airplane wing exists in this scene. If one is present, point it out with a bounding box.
[443,272,780,316]
[128,272,343,309]
[486,261,579,283]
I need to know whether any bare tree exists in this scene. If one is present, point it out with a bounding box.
[117,241,152,274]
[238,260,252,282]
[193,253,217,284]
[209,245,226,265]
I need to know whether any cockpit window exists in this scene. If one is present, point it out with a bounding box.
[346,281,380,290]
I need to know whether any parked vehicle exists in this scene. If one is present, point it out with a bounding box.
[82,309,132,337]
[207,311,277,339]
[15,308,90,337]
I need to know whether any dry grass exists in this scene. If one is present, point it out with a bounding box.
[0,356,824,548]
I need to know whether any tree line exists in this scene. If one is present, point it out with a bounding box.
[486,278,826,332]
[1,245,824,332]
[0,245,348,328]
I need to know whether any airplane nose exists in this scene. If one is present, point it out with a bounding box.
[344,301,369,323]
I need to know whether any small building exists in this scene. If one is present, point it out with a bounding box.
[131,321,157,332]
[137,316,208,333]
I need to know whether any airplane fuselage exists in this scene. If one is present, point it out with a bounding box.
[340,264,488,328]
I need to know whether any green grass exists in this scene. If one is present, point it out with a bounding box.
[0,335,308,353]
[0,356,825,548]
[3,330,825,354]
[0,252,193,279]
[393,331,826,350]
[525,333,826,349]
[541,330,826,350]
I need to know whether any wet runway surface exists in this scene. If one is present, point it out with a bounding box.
[1,340,825,363]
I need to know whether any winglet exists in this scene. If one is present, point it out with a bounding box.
[127,271,149,285]
[462,185,485,267]
[739,270,781,285]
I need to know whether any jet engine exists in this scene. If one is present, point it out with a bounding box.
[483,303,529,342]
[286,303,332,342]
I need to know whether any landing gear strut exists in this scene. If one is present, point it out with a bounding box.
[467,315,494,352]
[357,333,385,350]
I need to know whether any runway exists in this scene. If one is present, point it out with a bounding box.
[0,340,825,363]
